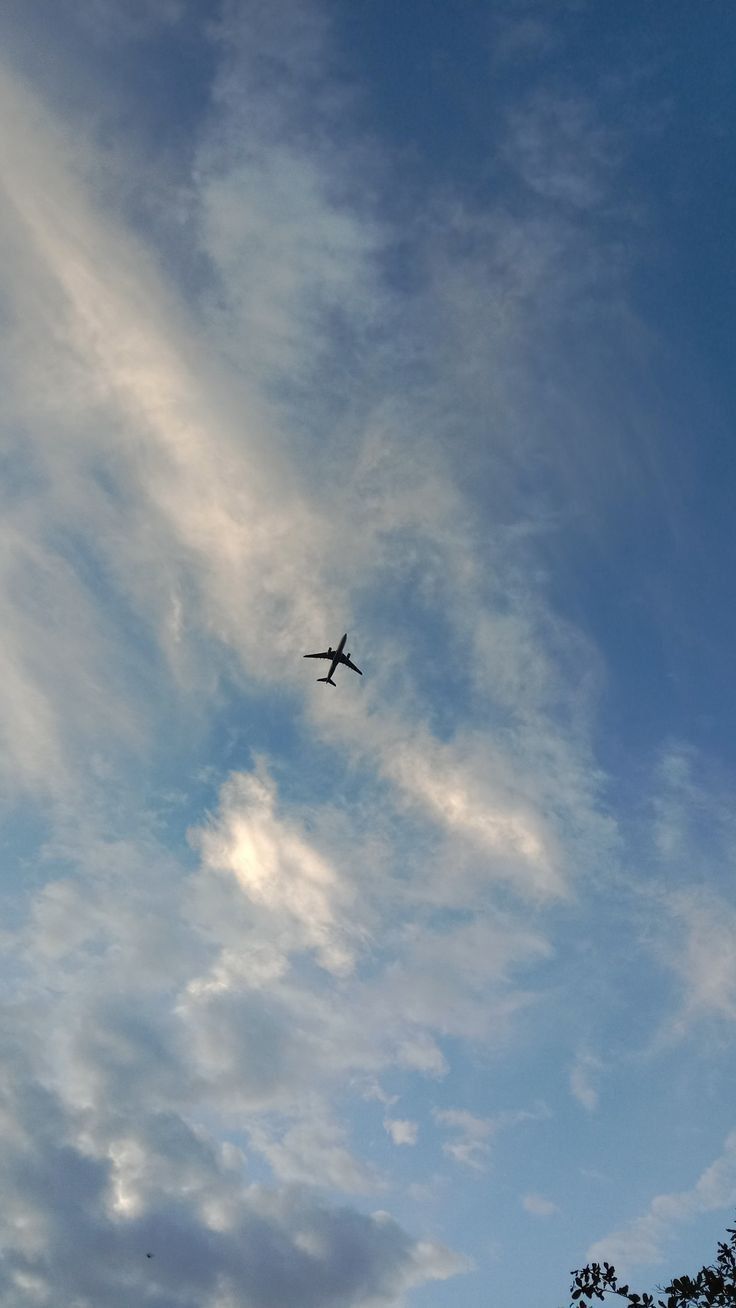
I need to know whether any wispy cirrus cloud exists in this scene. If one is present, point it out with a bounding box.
[638,746,736,1042]
[433,1106,548,1173]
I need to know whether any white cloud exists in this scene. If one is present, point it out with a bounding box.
[382,735,564,901]
[384,1119,419,1147]
[3,807,472,1306]
[433,1106,547,1173]
[646,888,736,1042]
[587,1131,736,1272]
[177,764,561,1113]
[570,1052,602,1113]
[675,893,736,1024]
[372,914,551,1046]
[638,747,736,1041]
[0,1047,464,1308]
[191,765,361,976]
[522,1192,559,1218]
[248,1116,379,1193]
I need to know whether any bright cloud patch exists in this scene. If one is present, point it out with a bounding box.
[384,1119,419,1147]
[192,767,360,976]
[522,1193,559,1218]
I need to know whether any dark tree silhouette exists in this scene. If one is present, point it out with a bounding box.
[570,1223,736,1308]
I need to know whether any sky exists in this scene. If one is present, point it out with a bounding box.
[1,2,736,1306]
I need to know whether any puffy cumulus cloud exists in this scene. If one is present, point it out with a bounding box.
[15,757,551,1239]
[0,1042,464,1308]
[384,1120,419,1148]
[587,1131,736,1272]
[1,805,471,1307]
[177,764,558,1112]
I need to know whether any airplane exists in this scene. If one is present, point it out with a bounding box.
[303,633,362,686]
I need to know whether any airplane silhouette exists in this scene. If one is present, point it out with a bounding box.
[303,633,362,685]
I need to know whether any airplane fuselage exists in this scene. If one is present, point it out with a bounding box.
[303,632,361,684]
[325,633,348,682]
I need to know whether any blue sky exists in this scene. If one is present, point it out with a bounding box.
[2,3,736,1306]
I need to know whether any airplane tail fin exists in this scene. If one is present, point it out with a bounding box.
[317,676,336,686]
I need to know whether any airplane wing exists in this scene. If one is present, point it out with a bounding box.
[303,651,333,660]
[340,655,362,675]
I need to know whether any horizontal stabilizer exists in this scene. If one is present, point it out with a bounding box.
[317,676,336,686]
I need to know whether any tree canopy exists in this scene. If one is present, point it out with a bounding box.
[570,1223,736,1308]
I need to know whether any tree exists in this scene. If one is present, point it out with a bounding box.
[570,1223,736,1308]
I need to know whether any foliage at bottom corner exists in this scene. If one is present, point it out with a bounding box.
[569,1220,736,1308]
